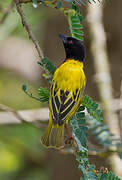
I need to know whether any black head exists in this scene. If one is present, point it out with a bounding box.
[59,34,85,62]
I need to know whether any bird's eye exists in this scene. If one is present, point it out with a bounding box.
[68,40,73,44]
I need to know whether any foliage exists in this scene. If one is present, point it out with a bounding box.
[82,95,103,123]
[68,7,84,41]
[38,87,50,102]
[70,104,121,180]
[38,57,56,83]
[22,84,49,103]
[38,57,56,75]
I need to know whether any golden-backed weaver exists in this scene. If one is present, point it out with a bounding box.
[41,34,86,149]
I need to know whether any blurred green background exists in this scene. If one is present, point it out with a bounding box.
[0,0,121,179]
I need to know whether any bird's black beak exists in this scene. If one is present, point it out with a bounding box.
[59,34,67,43]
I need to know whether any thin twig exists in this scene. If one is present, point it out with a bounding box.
[0,0,14,24]
[0,104,49,124]
[0,103,49,128]
[14,0,44,59]
[60,145,118,157]
[0,103,27,123]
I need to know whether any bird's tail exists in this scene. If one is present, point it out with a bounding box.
[41,116,65,149]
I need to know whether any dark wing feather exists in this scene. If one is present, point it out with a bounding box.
[50,83,85,126]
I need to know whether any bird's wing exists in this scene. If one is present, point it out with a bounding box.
[49,81,86,126]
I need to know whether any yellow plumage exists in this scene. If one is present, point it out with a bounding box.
[41,59,86,149]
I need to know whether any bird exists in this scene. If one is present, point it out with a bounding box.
[41,34,86,149]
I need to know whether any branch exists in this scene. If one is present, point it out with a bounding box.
[87,1,122,177]
[14,0,44,59]
[0,0,14,24]
[0,106,49,124]
[0,103,26,123]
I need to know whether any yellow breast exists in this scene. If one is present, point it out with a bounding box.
[53,59,86,92]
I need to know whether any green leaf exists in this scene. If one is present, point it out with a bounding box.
[72,34,84,41]
[76,112,85,118]
[78,105,85,112]
[71,29,84,35]
[38,57,57,75]
[38,87,49,102]
[71,23,83,29]
[22,84,27,91]
[82,95,103,123]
